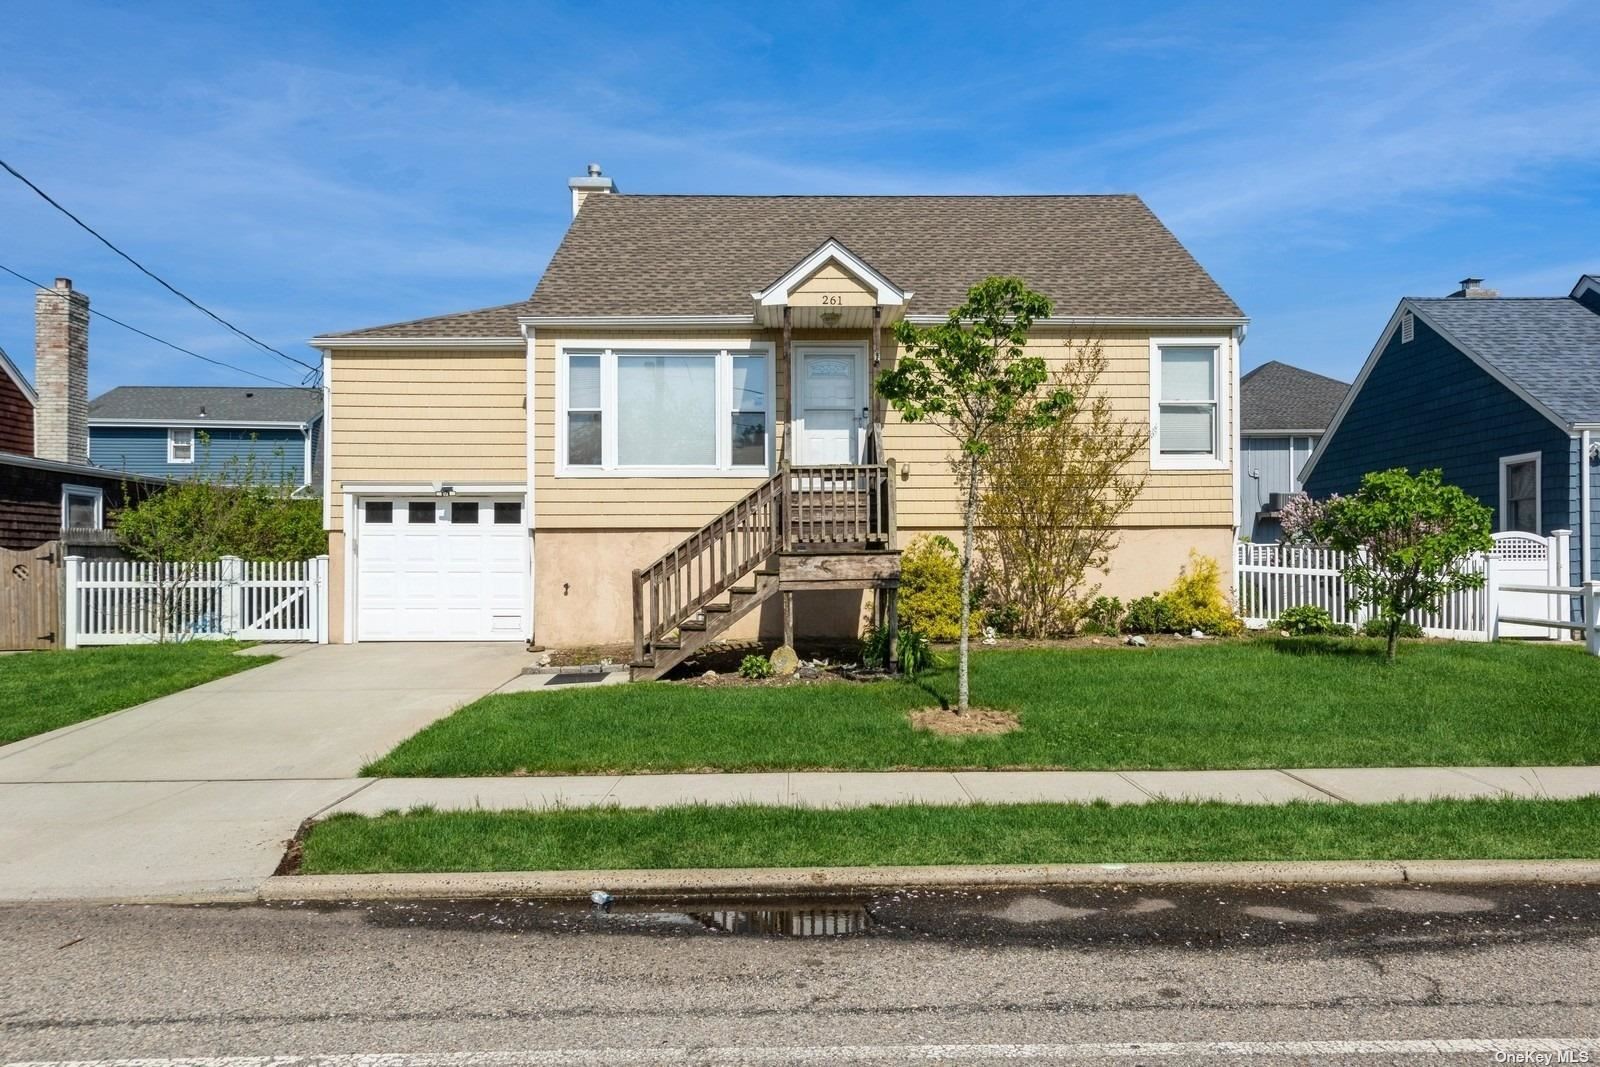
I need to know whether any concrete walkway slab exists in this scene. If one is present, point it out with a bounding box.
[789,771,972,807]
[328,776,625,816]
[608,772,790,808]
[1290,767,1508,803]
[1450,766,1600,799]
[1120,769,1335,804]
[953,770,1149,805]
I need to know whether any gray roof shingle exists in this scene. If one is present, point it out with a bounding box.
[324,193,1241,339]
[1411,297,1600,425]
[1240,360,1348,433]
[89,386,322,424]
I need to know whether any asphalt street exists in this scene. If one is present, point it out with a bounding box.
[3,882,1598,1065]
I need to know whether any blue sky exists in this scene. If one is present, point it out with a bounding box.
[1,0,1596,393]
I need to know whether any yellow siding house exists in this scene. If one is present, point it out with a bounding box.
[312,167,1247,677]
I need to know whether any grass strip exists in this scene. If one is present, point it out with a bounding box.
[299,796,1600,874]
[364,640,1600,775]
[0,641,269,746]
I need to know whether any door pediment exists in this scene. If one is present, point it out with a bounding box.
[752,239,910,328]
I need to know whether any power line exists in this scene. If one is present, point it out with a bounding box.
[0,156,319,376]
[0,261,300,388]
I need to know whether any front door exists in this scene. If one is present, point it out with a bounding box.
[795,348,864,465]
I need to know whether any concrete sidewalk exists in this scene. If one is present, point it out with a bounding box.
[324,765,1600,816]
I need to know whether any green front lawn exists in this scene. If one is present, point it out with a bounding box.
[364,639,1599,776]
[0,641,270,746]
[299,796,1600,874]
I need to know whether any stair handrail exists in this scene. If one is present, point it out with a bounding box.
[632,470,785,663]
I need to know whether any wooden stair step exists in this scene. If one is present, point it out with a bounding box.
[703,603,732,614]
[652,639,681,651]
[680,619,707,632]
[730,585,757,596]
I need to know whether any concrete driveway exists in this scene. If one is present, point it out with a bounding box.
[0,642,531,900]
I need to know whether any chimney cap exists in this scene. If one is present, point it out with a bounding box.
[1451,276,1498,299]
[54,277,72,290]
[586,163,603,177]
[1459,276,1484,290]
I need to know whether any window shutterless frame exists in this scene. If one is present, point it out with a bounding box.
[554,339,777,477]
[1498,451,1542,533]
[60,483,105,529]
[1149,337,1229,471]
[167,427,195,464]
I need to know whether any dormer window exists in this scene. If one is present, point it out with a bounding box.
[167,427,195,463]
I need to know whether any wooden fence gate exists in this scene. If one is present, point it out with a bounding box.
[0,541,63,650]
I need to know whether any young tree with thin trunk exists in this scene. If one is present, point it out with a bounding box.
[977,339,1149,637]
[875,277,1071,711]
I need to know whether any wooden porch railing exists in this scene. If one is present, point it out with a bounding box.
[630,445,899,665]
[633,470,785,664]
[784,465,893,548]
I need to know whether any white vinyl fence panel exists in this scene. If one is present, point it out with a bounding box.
[1234,531,1575,643]
[65,555,329,648]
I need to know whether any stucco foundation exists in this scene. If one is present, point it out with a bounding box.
[330,524,1235,648]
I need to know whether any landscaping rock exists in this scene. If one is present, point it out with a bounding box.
[1125,635,1148,647]
[769,645,800,676]
[1190,629,1210,640]
[702,670,718,680]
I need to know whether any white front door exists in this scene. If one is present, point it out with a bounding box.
[356,496,528,641]
[794,348,864,464]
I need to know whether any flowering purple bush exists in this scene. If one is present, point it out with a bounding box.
[1279,491,1335,544]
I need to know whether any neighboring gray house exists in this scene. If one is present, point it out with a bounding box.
[88,386,323,492]
[1238,360,1347,540]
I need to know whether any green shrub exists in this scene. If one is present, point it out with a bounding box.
[861,625,938,677]
[1080,595,1124,634]
[1161,552,1244,636]
[1272,605,1354,637]
[738,654,774,680]
[860,625,890,671]
[896,628,936,677]
[1362,617,1423,640]
[898,535,975,641]
[1122,595,1172,635]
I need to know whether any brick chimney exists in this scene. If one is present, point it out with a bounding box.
[568,163,617,217]
[34,277,89,464]
[1449,276,1498,299]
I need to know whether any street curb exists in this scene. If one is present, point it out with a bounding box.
[257,858,1600,902]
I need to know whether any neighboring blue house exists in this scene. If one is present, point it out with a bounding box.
[88,386,323,492]
[1303,274,1600,587]
[1238,360,1347,541]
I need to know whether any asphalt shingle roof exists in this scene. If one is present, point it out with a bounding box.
[1411,297,1600,425]
[325,193,1241,339]
[89,386,322,424]
[1239,360,1348,433]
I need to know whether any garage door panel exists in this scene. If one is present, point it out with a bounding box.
[356,496,529,641]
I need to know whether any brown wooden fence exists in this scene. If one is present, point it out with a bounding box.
[0,540,62,650]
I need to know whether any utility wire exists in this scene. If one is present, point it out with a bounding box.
[0,156,319,377]
[0,261,299,388]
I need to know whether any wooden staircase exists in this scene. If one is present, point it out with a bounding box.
[630,462,899,681]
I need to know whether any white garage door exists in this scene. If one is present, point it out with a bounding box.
[356,497,528,641]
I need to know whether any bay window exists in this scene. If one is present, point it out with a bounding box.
[559,344,773,475]
[1151,340,1226,469]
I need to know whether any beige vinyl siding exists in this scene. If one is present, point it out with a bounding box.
[534,326,1236,532]
[326,348,526,530]
[788,261,877,307]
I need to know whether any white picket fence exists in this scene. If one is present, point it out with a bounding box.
[1234,531,1576,642]
[64,555,330,648]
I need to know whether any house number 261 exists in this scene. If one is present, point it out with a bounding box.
[820,294,843,305]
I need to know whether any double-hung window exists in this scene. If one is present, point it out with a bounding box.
[559,345,773,475]
[167,428,195,464]
[1499,452,1540,533]
[1151,340,1225,469]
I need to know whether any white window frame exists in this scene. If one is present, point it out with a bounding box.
[60,483,105,530]
[167,427,195,464]
[555,340,777,477]
[1149,338,1229,471]
[1498,451,1542,533]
